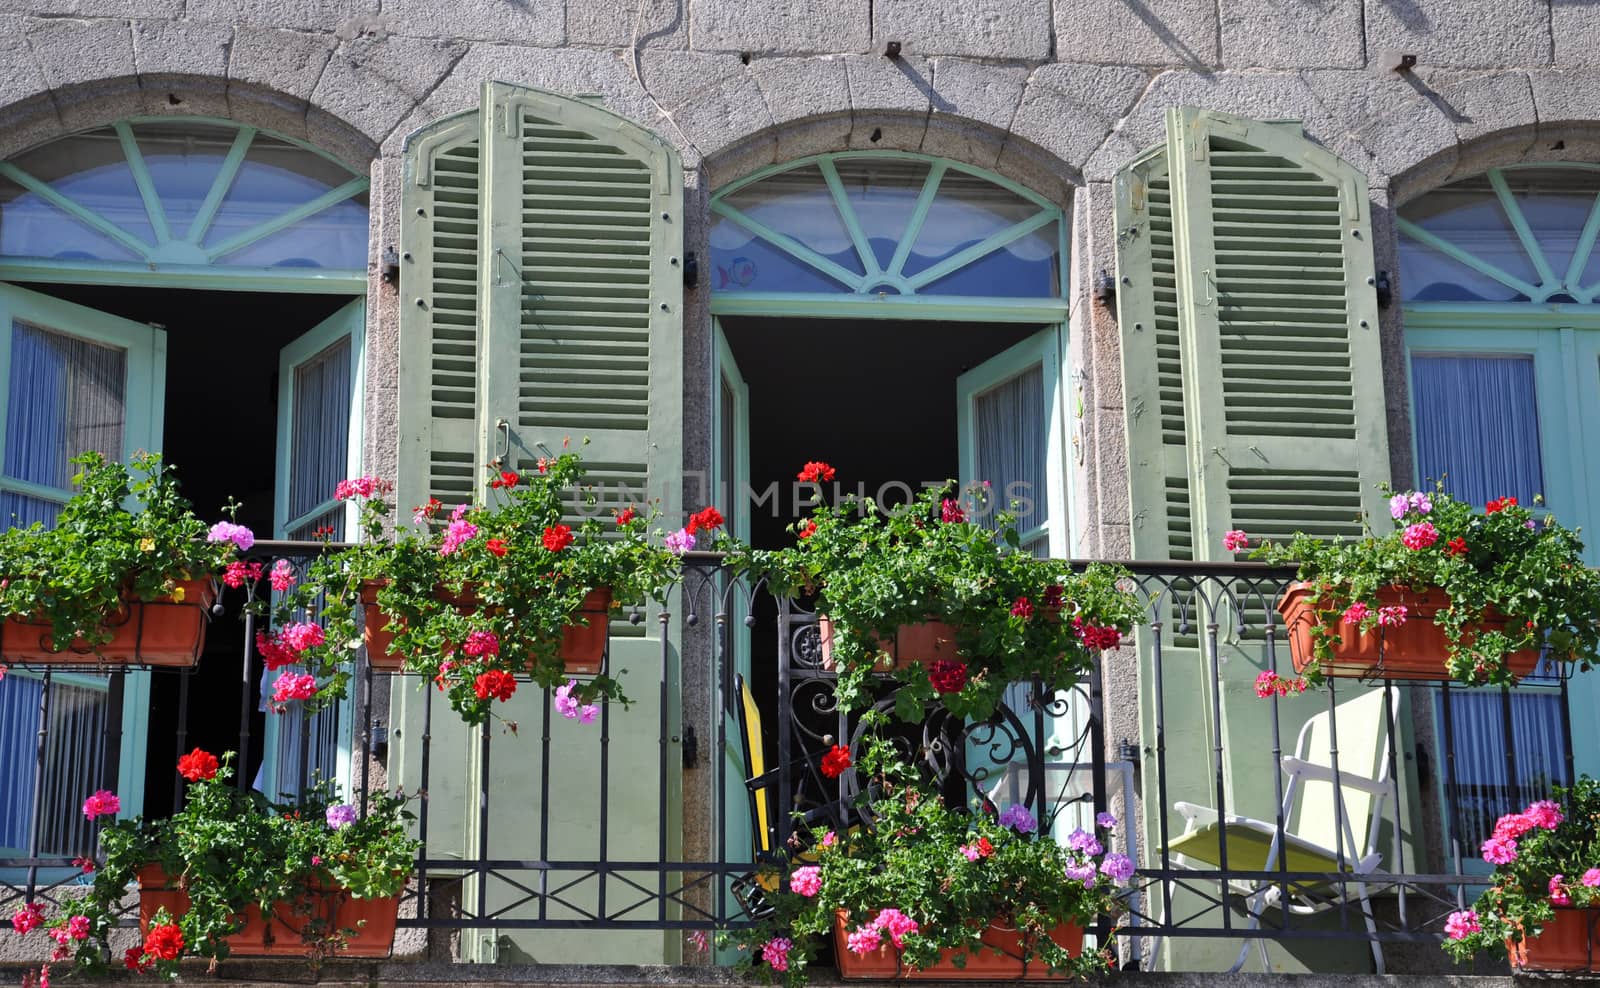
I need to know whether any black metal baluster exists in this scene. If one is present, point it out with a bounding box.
[25,670,53,903]
[173,667,190,813]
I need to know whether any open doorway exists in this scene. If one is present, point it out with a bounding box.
[4,282,359,823]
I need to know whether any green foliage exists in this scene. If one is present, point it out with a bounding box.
[273,445,708,724]
[1442,778,1600,964]
[734,478,1142,718]
[0,452,238,655]
[721,733,1123,984]
[48,753,417,980]
[1253,485,1600,686]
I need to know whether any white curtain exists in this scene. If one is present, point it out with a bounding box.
[973,364,1048,554]
[1413,353,1567,846]
[261,337,351,798]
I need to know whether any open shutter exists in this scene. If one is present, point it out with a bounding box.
[479,80,683,550]
[397,109,483,516]
[1114,146,1191,562]
[1165,107,1389,556]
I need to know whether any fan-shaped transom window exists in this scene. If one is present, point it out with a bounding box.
[1398,165,1600,304]
[0,118,369,280]
[710,154,1063,300]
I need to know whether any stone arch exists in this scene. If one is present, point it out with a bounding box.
[702,109,1081,209]
[1392,121,1600,208]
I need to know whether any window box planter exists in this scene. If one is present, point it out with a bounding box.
[1278,582,1541,682]
[832,910,1083,981]
[136,864,399,959]
[360,580,612,675]
[0,578,215,667]
[1509,907,1600,972]
[816,615,959,672]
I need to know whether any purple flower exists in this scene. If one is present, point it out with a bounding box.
[1100,853,1135,884]
[1095,811,1117,830]
[555,679,580,719]
[998,805,1037,833]
[1389,493,1410,520]
[1408,491,1433,515]
[207,521,255,551]
[1066,828,1103,856]
[664,527,695,555]
[325,804,357,830]
[1064,862,1097,885]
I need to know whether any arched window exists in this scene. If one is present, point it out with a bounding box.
[709,154,1063,304]
[1397,165,1600,304]
[0,118,369,288]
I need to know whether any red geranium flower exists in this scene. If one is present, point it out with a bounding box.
[797,519,818,540]
[1011,596,1034,619]
[143,923,184,962]
[1042,584,1065,609]
[489,470,520,489]
[927,659,969,694]
[177,748,219,782]
[543,525,574,552]
[473,670,517,703]
[797,461,836,483]
[124,946,151,971]
[1487,496,1518,514]
[820,744,852,779]
[1444,536,1468,557]
[485,538,508,557]
[941,498,966,524]
[688,506,724,534]
[616,506,638,526]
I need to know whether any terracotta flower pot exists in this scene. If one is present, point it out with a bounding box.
[832,910,1083,980]
[360,581,612,675]
[137,864,399,959]
[816,616,960,672]
[1278,583,1542,682]
[1,579,214,667]
[1508,907,1600,972]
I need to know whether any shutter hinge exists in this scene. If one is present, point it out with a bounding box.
[381,245,400,288]
[681,250,699,289]
[680,724,699,768]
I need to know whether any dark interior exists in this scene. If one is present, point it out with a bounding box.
[719,316,1043,803]
[21,283,353,814]
[719,317,1042,552]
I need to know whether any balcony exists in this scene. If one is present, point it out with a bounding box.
[0,547,1570,984]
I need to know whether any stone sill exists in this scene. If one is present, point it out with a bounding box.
[0,962,1519,987]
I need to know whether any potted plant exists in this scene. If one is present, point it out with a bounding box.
[722,734,1125,982]
[1250,486,1600,685]
[9,749,418,980]
[1442,779,1600,972]
[265,444,718,724]
[0,452,247,667]
[744,462,1141,719]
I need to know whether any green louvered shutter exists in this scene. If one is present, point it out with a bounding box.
[1165,107,1390,556]
[391,109,484,872]
[397,109,484,516]
[479,81,684,576]
[1115,146,1192,563]
[467,81,685,964]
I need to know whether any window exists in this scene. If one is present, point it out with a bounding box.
[0,119,369,281]
[1398,166,1600,304]
[710,154,1062,301]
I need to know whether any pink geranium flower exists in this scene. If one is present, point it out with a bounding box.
[846,925,882,955]
[1481,835,1518,865]
[789,865,822,897]
[82,790,120,820]
[1444,909,1480,939]
[1526,799,1564,830]
[1401,522,1438,550]
[1342,601,1369,624]
[761,937,793,972]
[1222,529,1249,552]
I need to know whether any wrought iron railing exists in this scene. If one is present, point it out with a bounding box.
[0,549,1577,972]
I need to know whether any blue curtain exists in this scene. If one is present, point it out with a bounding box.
[1410,354,1544,505]
[1413,352,1568,847]
[1,322,124,850]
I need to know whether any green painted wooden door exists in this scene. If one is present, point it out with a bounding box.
[0,282,166,856]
